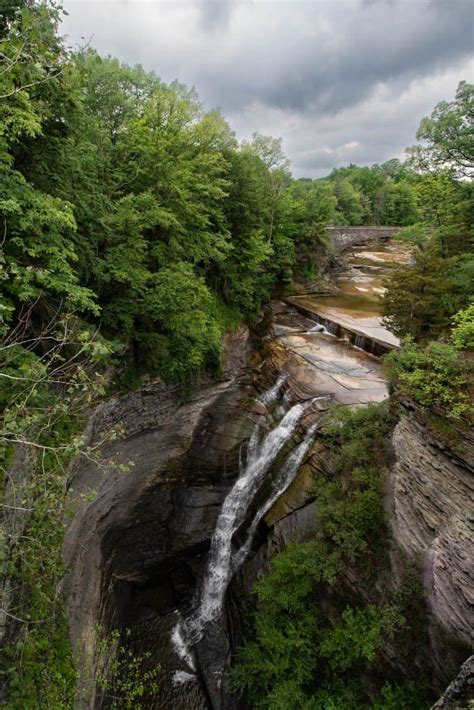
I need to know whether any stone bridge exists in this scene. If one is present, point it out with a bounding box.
[327,225,401,252]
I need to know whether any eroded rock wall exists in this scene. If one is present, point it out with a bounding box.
[62,327,260,708]
[389,404,474,678]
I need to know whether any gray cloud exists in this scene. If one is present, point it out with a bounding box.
[61,0,474,177]
[196,0,473,113]
[199,0,239,31]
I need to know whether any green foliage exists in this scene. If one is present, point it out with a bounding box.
[377,180,419,226]
[383,337,472,420]
[1,170,98,312]
[3,446,78,709]
[407,80,474,178]
[371,682,433,710]
[382,248,473,341]
[394,223,428,250]
[451,305,474,350]
[135,263,224,383]
[324,163,420,227]
[333,177,365,225]
[382,111,473,421]
[0,0,65,158]
[232,403,432,709]
[414,173,473,256]
[284,180,336,275]
[0,311,118,707]
[95,628,160,710]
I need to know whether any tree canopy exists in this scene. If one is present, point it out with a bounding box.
[407,80,474,178]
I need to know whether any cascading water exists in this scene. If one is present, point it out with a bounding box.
[171,380,318,679]
[258,373,287,406]
[232,420,319,571]
[354,334,364,348]
[307,323,333,336]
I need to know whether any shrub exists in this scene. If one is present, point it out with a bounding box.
[451,305,474,350]
[384,337,471,419]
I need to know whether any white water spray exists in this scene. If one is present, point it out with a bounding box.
[171,380,318,676]
[196,401,308,627]
[259,374,287,407]
[233,420,319,570]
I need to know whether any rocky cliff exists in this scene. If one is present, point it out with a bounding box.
[389,403,474,685]
[63,326,262,708]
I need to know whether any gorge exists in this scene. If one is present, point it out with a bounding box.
[61,234,473,708]
[1,11,472,707]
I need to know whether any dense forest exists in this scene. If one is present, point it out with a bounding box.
[0,1,473,708]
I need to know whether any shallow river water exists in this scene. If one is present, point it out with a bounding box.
[272,241,410,406]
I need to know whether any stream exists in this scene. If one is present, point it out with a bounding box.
[168,240,409,705]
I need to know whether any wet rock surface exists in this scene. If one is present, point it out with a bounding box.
[266,308,388,405]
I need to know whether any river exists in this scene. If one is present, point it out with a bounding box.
[168,239,410,706]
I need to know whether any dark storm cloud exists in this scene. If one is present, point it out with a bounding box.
[197,0,473,113]
[61,0,474,177]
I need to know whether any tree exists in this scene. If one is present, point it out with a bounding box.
[0,0,99,335]
[382,248,471,341]
[245,133,291,244]
[451,305,474,351]
[377,181,419,226]
[217,146,273,313]
[380,158,412,182]
[414,173,473,256]
[407,81,474,178]
[136,263,223,384]
[383,337,471,420]
[333,177,364,225]
[283,180,336,274]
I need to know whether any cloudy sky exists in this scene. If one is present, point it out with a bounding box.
[61,0,473,177]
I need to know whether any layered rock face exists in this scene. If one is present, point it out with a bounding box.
[390,405,474,682]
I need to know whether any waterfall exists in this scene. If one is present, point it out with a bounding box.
[258,373,287,406]
[171,380,317,675]
[196,401,308,627]
[308,323,333,336]
[306,319,338,337]
[354,334,366,350]
[233,420,319,571]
